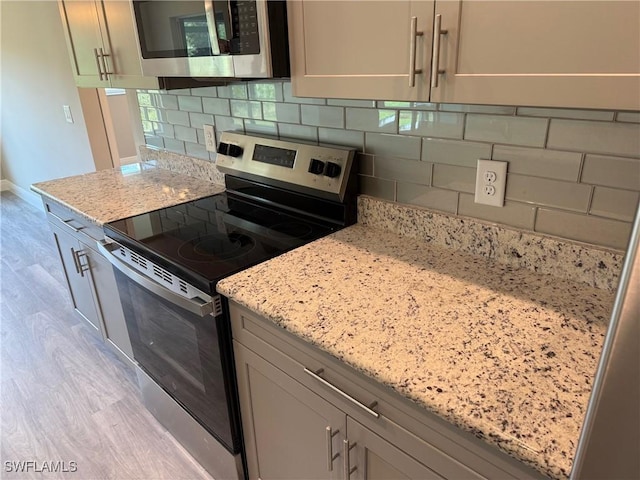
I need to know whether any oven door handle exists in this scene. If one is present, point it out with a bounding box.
[97,241,214,317]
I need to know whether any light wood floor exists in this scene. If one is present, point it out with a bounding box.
[0,191,214,480]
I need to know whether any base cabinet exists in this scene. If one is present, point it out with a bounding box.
[43,197,133,365]
[230,302,545,480]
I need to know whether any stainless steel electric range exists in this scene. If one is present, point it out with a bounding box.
[100,133,357,479]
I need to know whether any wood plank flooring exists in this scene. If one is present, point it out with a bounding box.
[0,191,214,480]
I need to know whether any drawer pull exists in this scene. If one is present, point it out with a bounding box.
[49,211,84,233]
[304,367,380,418]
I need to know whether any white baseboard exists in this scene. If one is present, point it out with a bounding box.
[1,180,43,210]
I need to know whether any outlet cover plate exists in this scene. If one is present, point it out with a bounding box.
[475,159,508,207]
[203,124,216,152]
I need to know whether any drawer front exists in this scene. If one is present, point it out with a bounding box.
[43,198,104,242]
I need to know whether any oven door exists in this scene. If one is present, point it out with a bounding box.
[98,241,240,453]
[132,0,272,78]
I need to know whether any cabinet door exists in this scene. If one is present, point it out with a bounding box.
[97,1,159,89]
[288,1,435,100]
[234,341,346,479]
[84,246,134,363]
[347,417,443,480]
[58,0,110,88]
[50,224,102,333]
[432,0,640,109]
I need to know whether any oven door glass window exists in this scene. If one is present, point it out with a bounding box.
[115,270,235,451]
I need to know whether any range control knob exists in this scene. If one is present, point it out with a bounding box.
[308,158,325,175]
[324,162,341,178]
[217,142,230,155]
[227,144,243,157]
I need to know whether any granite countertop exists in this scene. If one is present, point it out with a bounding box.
[31,163,224,225]
[217,224,615,479]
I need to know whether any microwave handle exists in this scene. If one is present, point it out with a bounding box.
[204,1,221,55]
[97,240,214,317]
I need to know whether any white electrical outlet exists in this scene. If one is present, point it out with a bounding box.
[203,124,216,152]
[475,159,508,207]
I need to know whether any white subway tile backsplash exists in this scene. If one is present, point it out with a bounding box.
[516,107,615,121]
[263,102,300,123]
[422,138,491,168]
[301,105,344,128]
[136,80,640,250]
[458,194,537,230]
[278,124,318,142]
[374,157,432,185]
[492,145,582,181]
[547,119,640,157]
[535,208,632,250]
[177,95,203,113]
[230,100,262,119]
[346,108,397,132]
[174,125,198,143]
[365,133,421,160]
[396,184,458,213]
[432,164,476,193]
[505,174,592,212]
[283,82,326,105]
[244,120,277,136]
[189,112,215,130]
[217,84,248,99]
[590,187,640,222]
[248,81,284,102]
[165,110,190,127]
[203,98,231,116]
[328,99,376,108]
[465,114,548,147]
[399,111,464,139]
[359,176,395,200]
[163,137,186,154]
[318,128,364,150]
[439,104,516,115]
[581,154,640,190]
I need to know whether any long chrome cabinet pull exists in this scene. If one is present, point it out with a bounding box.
[408,16,424,87]
[94,47,105,81]
[71,247,81,274]
[343,439,357,477]
[76,250,90,277]
[326,426,340,471]
[98,47,112,77]
[304,368,380,418]
[431,14,448,88]
[49,211,84,233]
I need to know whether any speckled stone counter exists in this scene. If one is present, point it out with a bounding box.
[31,163,224,225]
[217,224,615,479]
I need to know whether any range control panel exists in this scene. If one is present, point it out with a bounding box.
[215,132,356,202]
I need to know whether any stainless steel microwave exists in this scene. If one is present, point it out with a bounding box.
[132,0,289,78]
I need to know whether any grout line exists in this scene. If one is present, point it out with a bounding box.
[542,118,551,149]
[577,153,587,183]
[586,185,595,215]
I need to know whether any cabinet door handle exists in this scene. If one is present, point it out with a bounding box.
[76,250,90,277]
[71,247,81,275]
[343,439,357,477]
[304,368,380,418]
[94,47,105,81]
[408,16,424,87]
[431,14,448,88]
[326,426,340,471]
[98,47,112,77]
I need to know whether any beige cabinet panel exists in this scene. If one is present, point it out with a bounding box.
[59,0,109,87]
[432,1,640,109]
[59,0,158,89]
[288,0,435,100]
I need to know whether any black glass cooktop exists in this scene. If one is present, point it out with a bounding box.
[104,193,337,293]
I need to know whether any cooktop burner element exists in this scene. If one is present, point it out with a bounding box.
[178,232,257,263]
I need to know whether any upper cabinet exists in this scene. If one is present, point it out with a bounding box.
[288,0,640,110]
[58,0,159,89]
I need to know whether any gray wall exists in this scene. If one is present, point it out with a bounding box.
[137,81,640,251]
[0,1,97,201]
